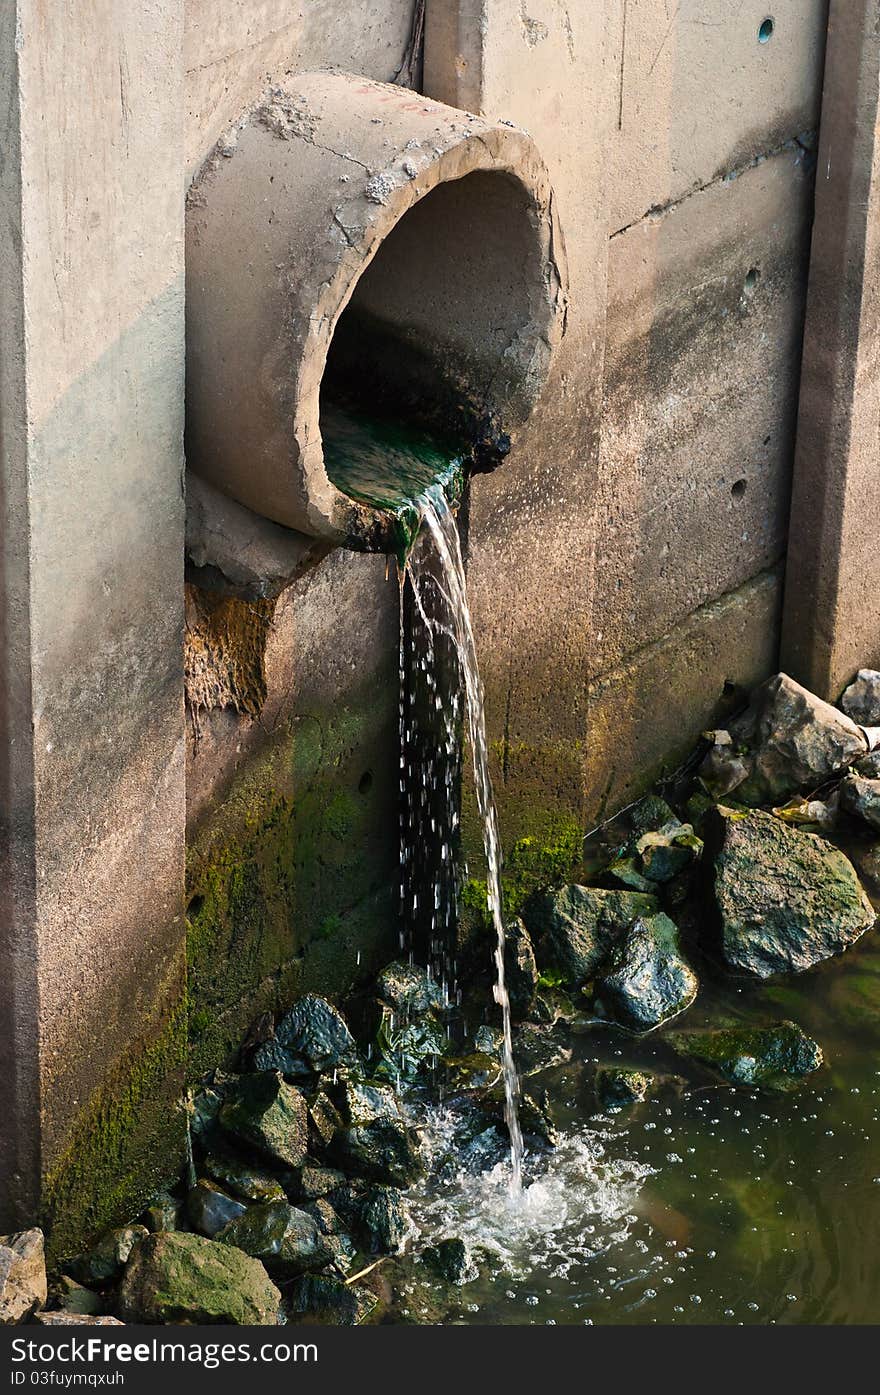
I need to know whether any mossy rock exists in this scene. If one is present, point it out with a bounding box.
[593,1067,655,1111]
[667,1020,823,1089]
[216,1201,332,1279]
[287,1274,378,1326]
[117,1232,281,1325]
[523,885,659,987]
[218,1072,309,1168]
[711,807,875,976]
[252,995,359,1081]
[596,912,698,1033]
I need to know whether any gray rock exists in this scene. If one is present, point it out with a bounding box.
[216,1201,332,1279]
[0,1230,47,1324]
[54,1276,106,1317]
[504,919,539,1019]
[372,1005,448,1085]
[841,669,880,726]
[308,1090,344,1150]
[840,773,880,832]
[597,913,698,1032]
[186,1181,248,1238]
[287,1274,377,1325]
[288,1163,347,1201]
[594,1067,655,1111]
[711,807,875,976]
[635,824,702,884]
[512,1022,572,1076]
[667,1021,823,1089]
[421,1238,478,1285]
[66,1226,149,1286]
[253,995,358,1080]
[303,1199,344,1235]
[854,750,880,779]
[202,1152,286,1203]
[219,1071,309,1167]
[117,1231,281,1325]
[143,1192,182,1233]
[524,885,660,986]
[355,1186,412,1255]
[701,673,867,805]
[34,1313,124,1326]
[329,1080,423,1186]
[375,960,447,1016]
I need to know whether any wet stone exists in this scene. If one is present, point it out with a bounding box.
[667,1021,823,1089]
[372,1005,448,1084]
[287,1163,347,1201]
[594,1067,656,1111]
[303,1199,343,1235]
[504,918,539,1020]
[202,1152,287,1203]
[711,807,875,976]
[216,1201,333,1280]
[143,1192,182,1233]
[287,1274,377,1326]
[421,1237,478,1286]
[512,1023,572,1076]
[596,913,698,1033]
[253,995,358,1080]
[0,1230,47,1325]
[186,1180,248,1239]
[117,1232,281,1326]
[66,1226,148,1287]
[329,1081,423,1186]
[375,960,447,1016]
[354,1186,412,1255]
[218,1071,309,1168]
[524,885,659,987]
[308,1092,344,1150]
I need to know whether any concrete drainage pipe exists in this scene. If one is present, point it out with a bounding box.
[186,71,568,552]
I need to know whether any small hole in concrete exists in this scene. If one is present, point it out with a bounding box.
[731,479,747,500]
[743,267,761,295]
[358,770,373,794]
[187,894,205,918]
[758,17,774,43]
[763,434,772,446]
[722,679,737,698]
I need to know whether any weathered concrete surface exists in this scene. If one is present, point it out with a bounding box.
[781,0,880,698]
[186,71,566,543]
[583,568,783,819]
[595,142,814,674]
[185,551,399,1077]
[427,0,612,854]
[605,0,828,233]
[185,1,417,176]
[0,2,186,1247]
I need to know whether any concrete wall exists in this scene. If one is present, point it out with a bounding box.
[0,2,186,1251]
[5,0,878,1247]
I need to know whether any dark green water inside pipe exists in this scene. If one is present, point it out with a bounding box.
[321,403,466,564]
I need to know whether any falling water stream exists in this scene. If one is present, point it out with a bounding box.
[406,486,524,1192]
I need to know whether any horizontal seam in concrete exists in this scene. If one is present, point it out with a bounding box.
[609,131,816,240]
[588,562,784,693]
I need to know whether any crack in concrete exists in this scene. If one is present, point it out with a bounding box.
[610,132,817,240]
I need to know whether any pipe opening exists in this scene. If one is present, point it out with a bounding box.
[320,169,546,525]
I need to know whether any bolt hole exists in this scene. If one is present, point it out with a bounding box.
[758,17,774,43]
[358,770,374,794]
[722,679,737,698]
[743,267,761,295]
[187,894,205,918]
[731,479,747,500]
[763,435,771,446]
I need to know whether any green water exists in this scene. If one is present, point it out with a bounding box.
[321,403,465,560]
[388,876,880,1326]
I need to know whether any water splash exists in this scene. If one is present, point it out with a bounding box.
[406,485,524,1191]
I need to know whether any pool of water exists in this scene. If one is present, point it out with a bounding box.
[388,914,880,1325]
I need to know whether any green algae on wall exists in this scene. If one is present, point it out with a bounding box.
[185,687,397,1080]
[41,989,187,1262]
